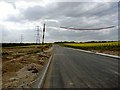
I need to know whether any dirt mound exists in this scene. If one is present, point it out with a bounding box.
[2,46,51,88]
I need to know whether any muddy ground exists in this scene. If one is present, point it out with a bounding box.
[2,45,52,88]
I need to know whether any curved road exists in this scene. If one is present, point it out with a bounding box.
[43,45,119,88]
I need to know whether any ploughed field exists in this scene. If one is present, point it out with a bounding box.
[2,44,52,88]
[62,41,119,56]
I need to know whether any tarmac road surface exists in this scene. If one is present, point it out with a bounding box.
[43,45,119,88]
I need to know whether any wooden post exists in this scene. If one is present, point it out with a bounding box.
[42,24,45,52]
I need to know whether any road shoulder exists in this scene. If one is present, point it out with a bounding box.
[64,47,120,59]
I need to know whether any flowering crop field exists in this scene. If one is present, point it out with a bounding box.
[63,42,119,51]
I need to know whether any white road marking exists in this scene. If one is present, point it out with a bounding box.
[108,69,120,75]
[37,56,52,88]
[65,47,120,59]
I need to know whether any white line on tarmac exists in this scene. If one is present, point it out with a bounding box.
[37,56,52,88]
[65,47,120,59]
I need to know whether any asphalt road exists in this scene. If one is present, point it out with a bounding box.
[43,45,119,88]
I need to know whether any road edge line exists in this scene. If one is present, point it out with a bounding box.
[65,47,120,59]
[95,52,120,59]
[37,55,53,88]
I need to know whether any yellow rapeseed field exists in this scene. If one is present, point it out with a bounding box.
[63,41,119,51]
[64,42,119,47]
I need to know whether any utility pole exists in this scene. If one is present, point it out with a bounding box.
[42,24,45,52]
[20,34,23,43]
[36,26,40,44]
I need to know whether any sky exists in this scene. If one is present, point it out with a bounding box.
[0,0,119,43]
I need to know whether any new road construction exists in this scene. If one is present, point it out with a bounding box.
[42,45,119,88]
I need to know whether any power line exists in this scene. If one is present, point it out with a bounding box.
[60,25,116,30]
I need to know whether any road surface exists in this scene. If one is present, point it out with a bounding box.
[43,45,119,88]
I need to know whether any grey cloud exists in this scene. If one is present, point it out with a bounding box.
[49,2,118,29]
[7,2,118,25]
[1,1,118,43]
[20,2,85,21]
[2,28,36,43]
[6,15,25,23]
[22,6,47,21]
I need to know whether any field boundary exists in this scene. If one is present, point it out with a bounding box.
[31,45,53,88]
[32,55,53,88]
[65,47,120,59]
[37,55,53,88]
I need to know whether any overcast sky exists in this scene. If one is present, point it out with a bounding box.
[0,0,119,43]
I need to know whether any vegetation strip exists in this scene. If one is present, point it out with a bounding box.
[61,41,119,56]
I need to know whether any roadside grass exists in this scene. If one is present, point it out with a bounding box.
[60,41,119,56]
[2,43,52,48]
[2,43,52,63]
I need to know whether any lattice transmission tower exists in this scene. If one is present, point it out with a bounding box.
[36,26,41,44]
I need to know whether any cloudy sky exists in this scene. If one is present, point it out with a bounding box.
[0,0,119,43]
